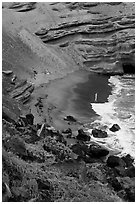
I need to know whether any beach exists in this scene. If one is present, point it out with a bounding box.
[42,70,112,130]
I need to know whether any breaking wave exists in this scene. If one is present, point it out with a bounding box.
[88,75,135,158]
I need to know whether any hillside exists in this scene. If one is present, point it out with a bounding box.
[2,2,135,202]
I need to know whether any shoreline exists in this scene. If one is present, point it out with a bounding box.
[43,71,135,159]
[45,70,94,130]
[44,70,112,130]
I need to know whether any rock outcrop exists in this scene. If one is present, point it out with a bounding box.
[35,2,135,75]
[92,129,108,138]
[10,80,34,104]
[109,124,121,132]
[9,2,36,12]
[76,129,90,141]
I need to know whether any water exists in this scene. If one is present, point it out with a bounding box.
[72,73,112,119]
[88,75,135,158]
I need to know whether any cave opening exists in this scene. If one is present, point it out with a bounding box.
[122,62,135,74]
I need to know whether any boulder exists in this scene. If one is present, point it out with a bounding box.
[36,123,42,130]
[88,144,109,158]
[108,176,122,192]
[121,154,134,167]
[76,129,90,141]
[114,166,126,177]
[64,115,77,122]
[109,124,120,132]
[125,165,135,178]
[92,129,108,138]
[71,143,85,157]
[26,113,34,125]
[107,155,126,168]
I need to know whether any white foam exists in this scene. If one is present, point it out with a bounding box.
[89,75,135,158]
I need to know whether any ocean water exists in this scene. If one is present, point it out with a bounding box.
[88,75,135,158]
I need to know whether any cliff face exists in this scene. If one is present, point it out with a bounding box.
[3,2,135,76]
[2,2,135,202]
[35,2,135,75]
[2,2,135,119]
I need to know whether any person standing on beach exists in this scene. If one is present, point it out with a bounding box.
[95,93,98,102]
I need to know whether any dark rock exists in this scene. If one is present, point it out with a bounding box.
[88,144,109,158]
[64,115,77,122]
[122,62,135,74]
[114,166,126,177]
[83,155,102,163]
[26,113,34,125]
[36,123,42,130]
[117,177,135,202]
[92,129,108,138]
[121,154,134,167]
[125,187,135,202]
[71,143,86,158]
[108,177,122,192]
[107,156,126,168]
[125,165,135,178]
[76,129,90,141]
[37,179,50,190]
[109,124,120,132]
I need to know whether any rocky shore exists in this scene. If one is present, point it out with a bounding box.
[2,113,135,202]
[2,2,135,202]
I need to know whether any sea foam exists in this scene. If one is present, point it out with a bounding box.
[89,75,135,158]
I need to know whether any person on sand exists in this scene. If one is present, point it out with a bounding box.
[94,93,98,102]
